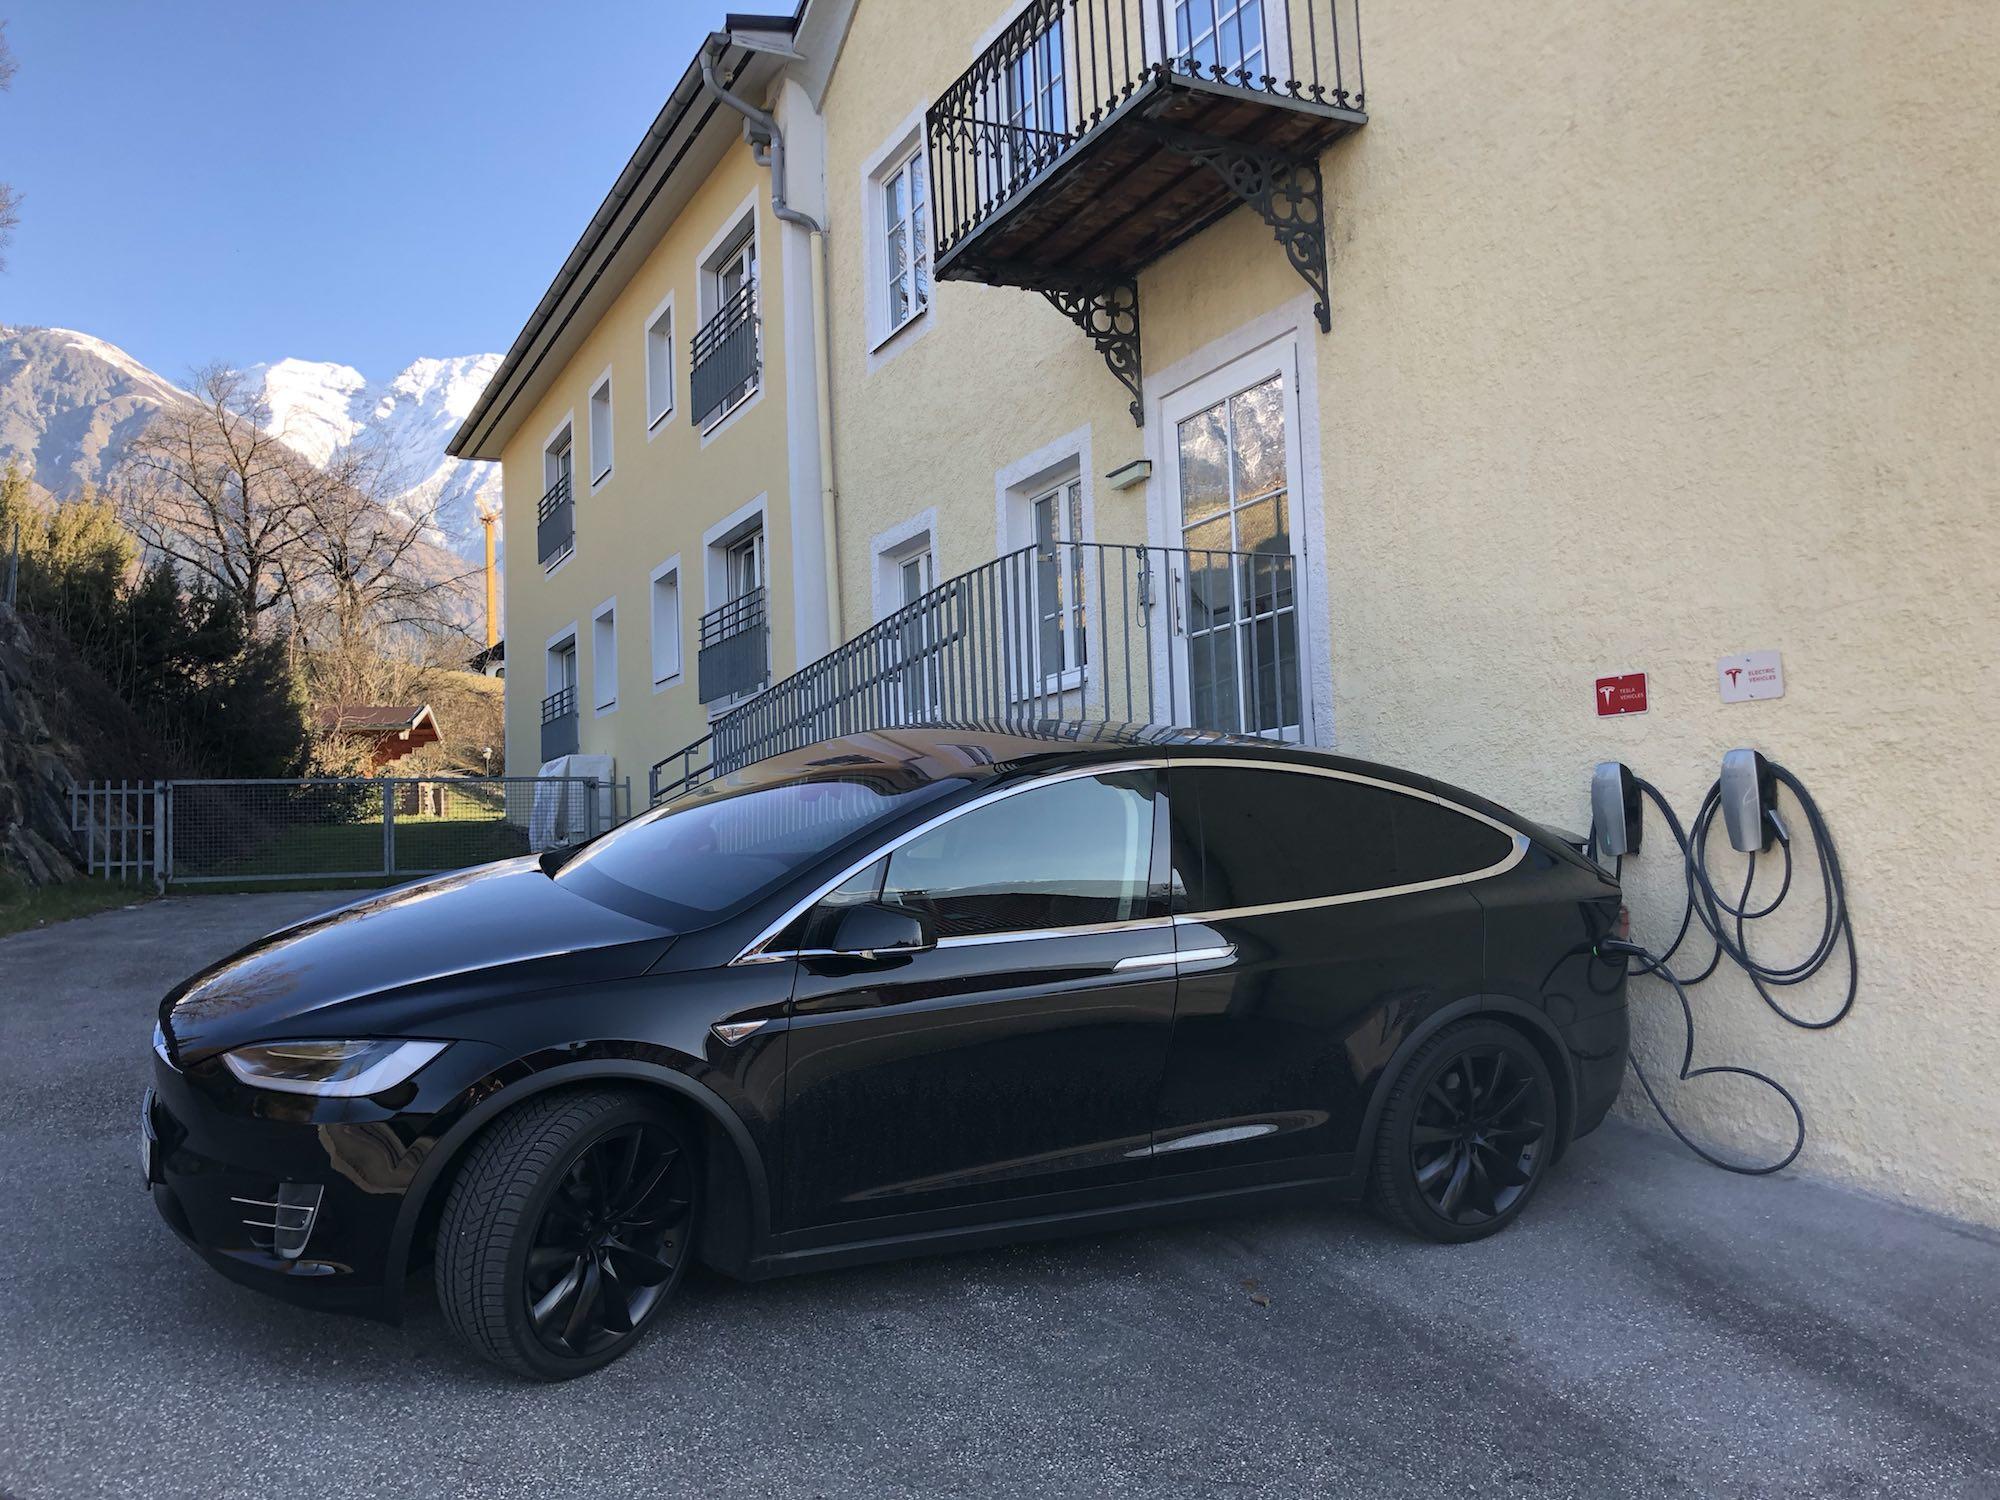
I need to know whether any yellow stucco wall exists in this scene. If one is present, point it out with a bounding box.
[500,144,795,791]
[821,1,2000,1223]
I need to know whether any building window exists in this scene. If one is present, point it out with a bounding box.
[540,423,575,568]
[694,221,759,430]
[881,149,929,336]
[591,600,618,715]
[645,297,675,430]
[698,515,770,706]
[1006,18,1068,141]
[1175,0,1267,80]
[650,559,683,688]
[588,374,613,488]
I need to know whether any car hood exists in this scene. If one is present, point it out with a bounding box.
[159,857,676,1063]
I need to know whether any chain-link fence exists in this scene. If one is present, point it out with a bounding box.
[73,777,631,886]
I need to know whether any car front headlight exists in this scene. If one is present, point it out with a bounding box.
[222,1039,448,1097]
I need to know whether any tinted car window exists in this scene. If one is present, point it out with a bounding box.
[1178,765,1517,912]
[555,774,948,927]
[1180,767,1400,910]
[881,771,1155,939]
[1392,793,1516,883]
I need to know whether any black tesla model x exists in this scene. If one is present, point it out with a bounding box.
[144,725,1628,1379]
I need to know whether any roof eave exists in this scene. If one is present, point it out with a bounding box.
[447,40,780,464]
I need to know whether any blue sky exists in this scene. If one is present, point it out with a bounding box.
[1,0,736,380]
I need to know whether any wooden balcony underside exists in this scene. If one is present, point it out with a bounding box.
[938,73,1364,287]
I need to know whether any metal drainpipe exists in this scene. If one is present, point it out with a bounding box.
[699,34,844,653]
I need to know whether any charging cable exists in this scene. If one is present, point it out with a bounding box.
[1598,936,1805,1174]
[1589,757,1853,1175]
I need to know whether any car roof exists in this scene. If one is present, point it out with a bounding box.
[700,721,1449,803]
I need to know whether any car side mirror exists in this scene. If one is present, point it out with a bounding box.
[827,902,935,960]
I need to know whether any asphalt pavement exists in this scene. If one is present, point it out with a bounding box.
[1,890,1996,1499]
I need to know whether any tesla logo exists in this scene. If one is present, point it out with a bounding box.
[1594,672,1649,717]
[1725,667,1744,687]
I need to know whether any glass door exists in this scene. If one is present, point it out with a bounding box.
[1032,480,1087,691]
[896,546,940,722]
[1173,372,1301,737]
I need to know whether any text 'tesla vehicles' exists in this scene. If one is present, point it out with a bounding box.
[144,726,1628,1379]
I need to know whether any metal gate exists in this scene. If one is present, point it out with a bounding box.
[68,781,166,884]
[69,776,632,887]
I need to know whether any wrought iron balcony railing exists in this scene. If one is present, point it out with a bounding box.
[540,685,579,762]
[650,538,1304,803]
[925,0,1364,424]
[536,473,573,565]
[690,282,760,428]
[697,587,770,705]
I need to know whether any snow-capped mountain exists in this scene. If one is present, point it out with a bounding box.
[0,327,195,501]
[0,326,501,562]
[242,353,504,559]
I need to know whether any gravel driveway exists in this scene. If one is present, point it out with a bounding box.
[2,891,1997,1499]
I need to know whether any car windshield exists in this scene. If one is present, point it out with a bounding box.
[551,769,955,929]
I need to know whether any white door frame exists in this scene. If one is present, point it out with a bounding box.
[1145,315,1328,745]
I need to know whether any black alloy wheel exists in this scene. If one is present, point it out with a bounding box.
[1371,1019,1556,1243]
[436,1089,697,1379]
[526,1120,692,1359]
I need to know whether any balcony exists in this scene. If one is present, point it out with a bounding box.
[926,0,1365,422]
[690,283,760,428]
[652,538,1305,802]
[697,588,770,705]
[540,686,579,761]
[536,473,573,565]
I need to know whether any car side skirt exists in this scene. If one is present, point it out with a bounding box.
[744,1159,1361,1280]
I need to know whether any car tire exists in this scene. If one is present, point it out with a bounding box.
[434,1088,697,1380]
[1370,1019,1557,1244]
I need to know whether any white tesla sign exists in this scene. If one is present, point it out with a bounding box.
[1718,650,1785,703]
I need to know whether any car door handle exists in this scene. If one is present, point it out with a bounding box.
[1112,943,1235,973]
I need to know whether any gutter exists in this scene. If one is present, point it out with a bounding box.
[699,30,844,647]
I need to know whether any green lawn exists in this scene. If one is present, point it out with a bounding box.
[0,875,155,938]
[170,812,533,882]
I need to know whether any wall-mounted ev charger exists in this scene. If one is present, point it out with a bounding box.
[1720,748,1786,853]
[1591,761,1643,858]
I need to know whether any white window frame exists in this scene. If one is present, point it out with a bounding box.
[644,292,677,436]
[649,554,684,692]
[1143,308,1329,745]
[870,507,941,622]
[545,623,579,697]
[860,108,936,364]
[700,494,772,718]
[994,425,1096,698]
[696,191,764,443]
[541,413,576,574]
[586,368,614,491]
[591,597,619,716]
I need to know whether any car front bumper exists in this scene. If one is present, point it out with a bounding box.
[144,1041,498,1321]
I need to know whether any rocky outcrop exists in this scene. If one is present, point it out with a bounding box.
[0,602,86,886]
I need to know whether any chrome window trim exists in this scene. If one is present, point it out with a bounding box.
[731,754,1531,966]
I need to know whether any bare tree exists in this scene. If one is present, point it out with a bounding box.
[0,21,19,272]
[115,365,326,630]
[289,438,481,724]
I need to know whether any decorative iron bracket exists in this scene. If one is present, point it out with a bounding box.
[1143,124,1333,334]
[970,259,1146,426]
[1037,278,1144,427]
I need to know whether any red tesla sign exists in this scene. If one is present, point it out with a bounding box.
[1594,672,1649,717]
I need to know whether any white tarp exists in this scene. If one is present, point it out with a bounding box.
[530,755,615,850]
